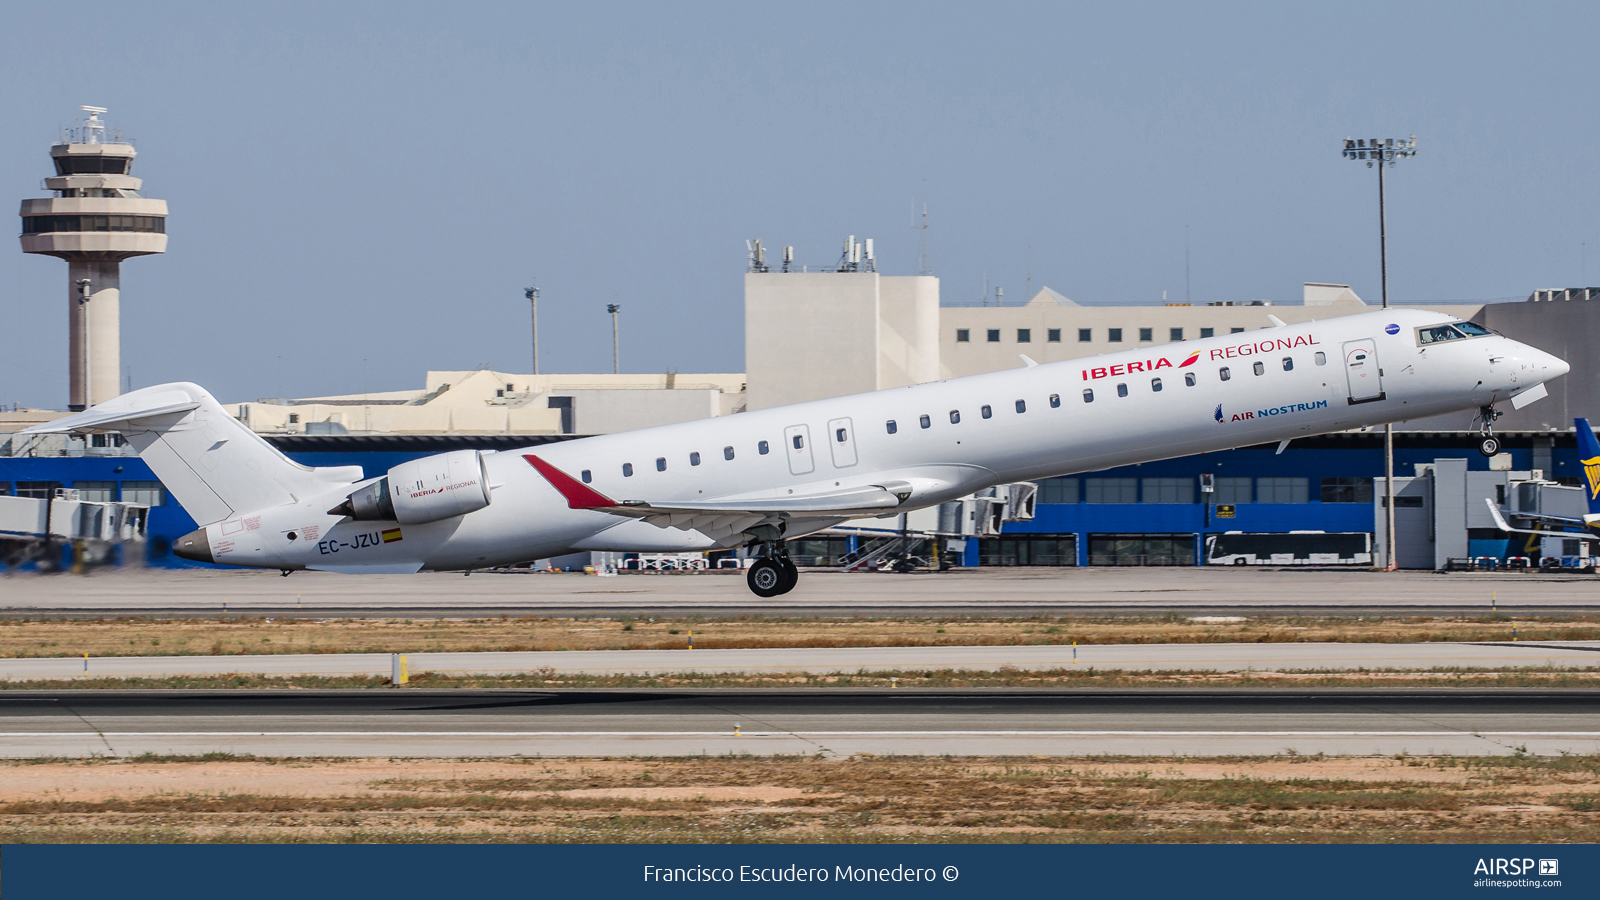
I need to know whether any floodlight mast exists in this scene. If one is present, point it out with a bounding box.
[1342,135,1418,572]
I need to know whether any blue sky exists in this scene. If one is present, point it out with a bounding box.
[2,1,1596,406]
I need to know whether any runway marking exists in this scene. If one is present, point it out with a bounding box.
[4,731,1600,738]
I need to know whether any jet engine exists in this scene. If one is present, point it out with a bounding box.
[332,449,493,525]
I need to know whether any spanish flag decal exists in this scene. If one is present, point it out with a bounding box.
[381,528,403,544]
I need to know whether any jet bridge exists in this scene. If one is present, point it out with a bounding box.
[0,489,148,570]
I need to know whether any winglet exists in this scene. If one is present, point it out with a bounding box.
[1267,314,1286,327]
[523,455,617,509]
[1020,355,1038,368]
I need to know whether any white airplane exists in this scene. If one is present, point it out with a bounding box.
[24,308,1567,596]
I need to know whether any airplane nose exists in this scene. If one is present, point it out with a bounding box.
[1539,349,1571,380]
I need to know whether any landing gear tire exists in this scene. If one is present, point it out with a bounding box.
[1476,405,1503,457]
[1479,437,1500,457]
[777,557,799,594]
[747,558,786,598]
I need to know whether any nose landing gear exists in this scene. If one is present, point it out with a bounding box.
[1477,405,1504,457]
[746,543,799,598]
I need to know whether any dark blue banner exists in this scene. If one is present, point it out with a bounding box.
[4,844,1593,898]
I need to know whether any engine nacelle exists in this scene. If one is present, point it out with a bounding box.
[335,449,493,525]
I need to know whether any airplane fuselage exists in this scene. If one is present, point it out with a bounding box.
[184,308,1567,573]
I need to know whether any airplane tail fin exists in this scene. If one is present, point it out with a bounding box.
[21,383,364,526]
[1577,418,1600,515]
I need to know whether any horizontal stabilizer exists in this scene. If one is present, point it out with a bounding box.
[20,390,200,435]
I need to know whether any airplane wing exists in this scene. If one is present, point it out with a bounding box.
[523,454,910,545]
[1484,498,1595,538]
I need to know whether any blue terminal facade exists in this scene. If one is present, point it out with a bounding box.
[0,431,1583,569]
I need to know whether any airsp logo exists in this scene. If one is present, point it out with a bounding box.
[1473,858,1552,876]
[1384,323,1400,335]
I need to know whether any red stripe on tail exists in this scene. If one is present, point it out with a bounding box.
[523,455,617,509]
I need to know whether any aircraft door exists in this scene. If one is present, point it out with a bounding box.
[1342,339,1385,404]
[783,424,815,475]
[827,417,858,468]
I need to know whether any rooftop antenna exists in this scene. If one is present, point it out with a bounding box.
[837,235,858,272]
[911,191,931,276]
[996,286,1003,307]
[781,245,793,273]
[746,239,768,273]
[863,238,876,273]
[1185,224,1191,304]
[80,106,107,144]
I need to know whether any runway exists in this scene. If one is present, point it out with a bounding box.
[4,639,1599,681]
[3,689,1596,758]
[3,567,1597,617]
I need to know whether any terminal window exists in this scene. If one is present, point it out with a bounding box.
[1108,328,1123,343]
[1047,329,1061,342]
[73,481,116,502]
[1017,329,1031,343]
[1139,328,1153,341]
[1210,476,1251,504]
[1320,477,1373,503]
[1141,477,1194,503]
[1257,477,1309,503]
[122,482,166,505]
[1078,328,1092,342]
[1085,477,1138,503]
[986,329,1001,342]
[1170,328,1183,341]
[956,329,970,342]
[1038,477,1078,504]
[15,481,60,499]
[1230,327,1245,334]
[1200,327,1214,338]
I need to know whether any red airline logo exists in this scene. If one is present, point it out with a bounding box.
[1081,335,1319,381]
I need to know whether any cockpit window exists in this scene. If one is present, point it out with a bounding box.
[1456,321,1492,336]
[1418,325,1466,344]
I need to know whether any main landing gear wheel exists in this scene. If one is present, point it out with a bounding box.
[1479,436,1501,457]
[748,558,786,598]
[746,557,800,597]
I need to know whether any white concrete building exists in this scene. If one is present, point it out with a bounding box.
[230,369,745,436]
[744,272,939,410]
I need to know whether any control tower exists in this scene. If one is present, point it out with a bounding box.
[19,107,167,410]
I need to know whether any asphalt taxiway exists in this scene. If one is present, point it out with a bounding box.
[3,566,1597,617]
[3,689,1595,758]
[3,640,1598,681]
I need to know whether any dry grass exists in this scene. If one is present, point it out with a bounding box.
[5,666,1600,692]
[0,613,1592,659]
[2,754,1596,843]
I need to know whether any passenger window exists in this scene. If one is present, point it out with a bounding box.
[1219,367,1231,381]
[1082,389,1094,403]
[981,405,992,419]
[1314,351,1326,365]
[949,410,961,424]
[1116,383,1128,398]
[623,463,634,477]
[690,452,701,466]
[792,434,804,450]
[758,441,769,455]
[656,457,667,471]
[886,420,897,434]
[835,427,848,443]
[1015,399,1026,413]
[1282,357,1293,371]
[1151,377,1162,392]
[724,446,735,460]
[1184,372,1196,387]
[1049,394,1060,408]
[920,414,931,429]
[581,469,592,483]
[1253,361,1264,376]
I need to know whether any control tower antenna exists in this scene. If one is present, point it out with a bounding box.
[19,106,168,410]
